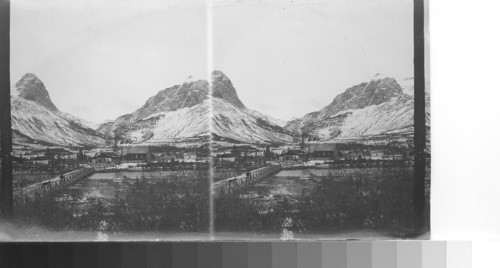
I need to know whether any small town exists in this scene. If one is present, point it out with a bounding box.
[14,139,411,167]
[9,140,413,182]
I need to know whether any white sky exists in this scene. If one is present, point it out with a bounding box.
[11,0,413,123]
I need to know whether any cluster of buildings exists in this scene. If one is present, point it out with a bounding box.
[91,146,210,165]
[276,144,406,163]
[11,148,78,166]
[11,146,209,168]
[11,142,408,171]
[211,145,265,163]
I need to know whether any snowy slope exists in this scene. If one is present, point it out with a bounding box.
[212,98,293,144]
[397,77,415,96]
[284,76,417,141]
[11,74,106,147]
[338,96,414,137]
[11,98,107,147]
[244,108,287,127]
[60,112,100,130]
[100,71,293,145]
[302,96,414,141]
[111,100,211,144]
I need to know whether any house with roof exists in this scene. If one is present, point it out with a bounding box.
[20,152,46,160]
[151,153,163,160]
[183,152,198,162]
[383,154,405,161]
[278,149,304,162]
[308,143,338,161]
[163,153,181,163]
[25,156,51,165]
[370,150,384,160]
[123,146,151,163]
[32,147,73,160]
[215,153,237,163]
[212,148,233,157]
[91,151,120,164]
[346,151,365,160]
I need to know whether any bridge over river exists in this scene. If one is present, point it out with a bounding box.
[14,168,95,202]
[212,165,281,198]
[15,165,283,201]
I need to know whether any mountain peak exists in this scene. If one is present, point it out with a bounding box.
[20,72,38,80]
[314,76,402,120]
[211,70,245,109]
[183,75,204,84]
[15,73,58,111]
[211,70,229,81]
[371,73,391,80]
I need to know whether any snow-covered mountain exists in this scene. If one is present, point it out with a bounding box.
[10,71,425,147]
[284,75,419,141]
[98,71,293,145]
[10,73,106,147]
[96,77,212,143]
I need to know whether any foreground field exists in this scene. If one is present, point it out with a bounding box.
[215,167,430,238]
[11,171,210,233]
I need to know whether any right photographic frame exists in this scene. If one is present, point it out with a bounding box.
[211,0,430,240]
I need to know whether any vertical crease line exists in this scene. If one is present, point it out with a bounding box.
[207,0,215,240]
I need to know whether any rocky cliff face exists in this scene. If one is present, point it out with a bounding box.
[211,70,246,109]
[14,73,58,112]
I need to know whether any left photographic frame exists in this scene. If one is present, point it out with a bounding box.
[2,0,212,240]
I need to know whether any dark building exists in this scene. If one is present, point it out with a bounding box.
[123,146,151,163]
[92,151,120,164]
[308,144,338,160]
[278,149,304,161]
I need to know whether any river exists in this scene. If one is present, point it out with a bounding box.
[53,170,204,210]
[237,167,411,210]
[53,167,409,212]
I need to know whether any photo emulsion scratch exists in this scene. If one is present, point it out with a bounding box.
[1,0,429,241]
[207,0,215,239]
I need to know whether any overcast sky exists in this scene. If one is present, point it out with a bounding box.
[11,0,413,123]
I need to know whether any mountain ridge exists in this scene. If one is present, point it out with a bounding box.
[11,74,107,147]
[97,70,294,145]
[284,76,416,141]
[10,71,422,148]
